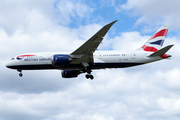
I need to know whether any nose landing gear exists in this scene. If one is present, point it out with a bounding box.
[19,73,23,77]
[17,69,23,77]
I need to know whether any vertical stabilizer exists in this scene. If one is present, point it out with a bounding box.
[140,25,169,52]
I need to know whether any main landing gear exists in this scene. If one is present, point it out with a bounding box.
[17,69,23,77]
[85,74,94,80]
[81,61,94,80]
[84,68,94,80]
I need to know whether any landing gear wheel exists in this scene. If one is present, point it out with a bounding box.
[19,73,23,77]
[85,74,94,80]
[86,74,90,79]
[89,75,94,80]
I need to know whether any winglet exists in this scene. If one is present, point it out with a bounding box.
[94,20,118,38]
[149,44,174,57]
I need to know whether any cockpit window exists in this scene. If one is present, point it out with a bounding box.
[11,58,14,60]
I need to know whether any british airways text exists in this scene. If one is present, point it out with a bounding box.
[24,57,52,61]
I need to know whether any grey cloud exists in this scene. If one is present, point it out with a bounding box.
[0,0,55,35]
[0,0,93,35]
[119,0,180,31]
[53,0,94,25]
[1,66,180,120]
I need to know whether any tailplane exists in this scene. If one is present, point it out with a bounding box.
[139,25,169,52]
[148,44,174,58]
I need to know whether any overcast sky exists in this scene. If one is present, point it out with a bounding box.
[1,0,180,120]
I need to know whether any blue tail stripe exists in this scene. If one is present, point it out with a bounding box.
[149,40,164,46]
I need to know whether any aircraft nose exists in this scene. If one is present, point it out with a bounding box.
[6,62,11,68]
[6,61,14,69]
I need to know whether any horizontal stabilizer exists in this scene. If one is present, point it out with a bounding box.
[149,44,174,57]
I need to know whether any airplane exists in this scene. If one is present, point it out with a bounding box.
[6,20,174,80]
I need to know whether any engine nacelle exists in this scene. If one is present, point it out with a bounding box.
[52,54,70,66]
[61,70,80,78]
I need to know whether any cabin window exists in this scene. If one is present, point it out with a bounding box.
[11,58,14,60]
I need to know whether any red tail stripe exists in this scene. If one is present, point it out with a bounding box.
[142,45,158,52]
[149,29,168,40]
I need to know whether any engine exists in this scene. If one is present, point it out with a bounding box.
[61,70,80,78]
[52,54,71,66]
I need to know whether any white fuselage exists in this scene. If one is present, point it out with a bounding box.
[6,50,162,70]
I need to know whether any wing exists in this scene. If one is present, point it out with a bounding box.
[70,20,117,65]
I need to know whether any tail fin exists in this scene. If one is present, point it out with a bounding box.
[140,25,169,52]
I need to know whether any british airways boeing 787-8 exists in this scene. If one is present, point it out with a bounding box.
[6,20,173,79]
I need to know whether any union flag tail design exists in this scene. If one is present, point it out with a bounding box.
[140,25,169,52]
